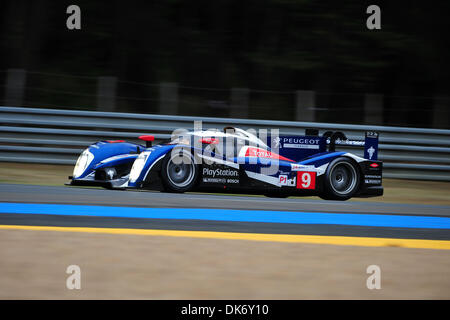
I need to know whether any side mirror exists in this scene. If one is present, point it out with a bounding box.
[139,135,155,148]
[199,137,219,145]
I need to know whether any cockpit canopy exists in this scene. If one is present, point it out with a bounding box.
[169,126,269,150]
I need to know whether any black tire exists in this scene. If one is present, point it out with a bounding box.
[320,157,360,201]
[160,149,199,193]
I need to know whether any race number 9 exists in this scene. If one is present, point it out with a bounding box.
[296,171,316,190]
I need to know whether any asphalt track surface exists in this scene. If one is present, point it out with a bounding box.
[0,184,449,242]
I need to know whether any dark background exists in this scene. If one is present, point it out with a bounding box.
[0,0,449,128]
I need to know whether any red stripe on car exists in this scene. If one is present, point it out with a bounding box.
[245,147,294,162]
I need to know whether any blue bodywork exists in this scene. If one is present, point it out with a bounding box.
[127,144,176,188]
[72,141,143,179]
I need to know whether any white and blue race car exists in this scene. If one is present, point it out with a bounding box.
[68,127,383,200]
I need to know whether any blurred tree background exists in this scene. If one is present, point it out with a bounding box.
[0,0,449,128]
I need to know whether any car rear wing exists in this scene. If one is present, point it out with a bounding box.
[326,131,379,160]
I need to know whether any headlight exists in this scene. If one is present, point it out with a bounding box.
[129,152,149,182]
[73,149,94,178]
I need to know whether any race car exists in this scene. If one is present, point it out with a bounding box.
[67,127,383,200]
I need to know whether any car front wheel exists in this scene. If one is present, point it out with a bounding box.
[160,149,199,193]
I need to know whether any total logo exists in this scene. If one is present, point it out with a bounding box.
[279,175,296,187]
[244,147,292,161]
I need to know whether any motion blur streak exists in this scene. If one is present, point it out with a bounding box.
[1,202,450,229]
[1,224,450,250]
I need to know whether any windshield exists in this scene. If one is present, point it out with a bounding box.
[168,127,269,157]
[223,127,268,149]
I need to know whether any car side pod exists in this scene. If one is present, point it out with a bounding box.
[139,135,155,148]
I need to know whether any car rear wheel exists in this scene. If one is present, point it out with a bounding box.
[320,157,360,201]
[160,149,199,193]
